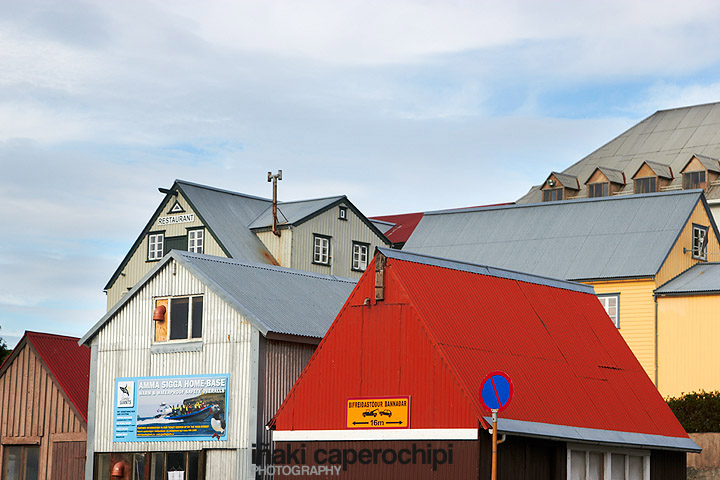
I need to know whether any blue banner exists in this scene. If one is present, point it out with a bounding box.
[113,374,229,442]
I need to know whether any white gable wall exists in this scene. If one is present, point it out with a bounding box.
[91,259,258,477]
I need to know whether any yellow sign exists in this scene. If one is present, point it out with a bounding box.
[346,396,410,429]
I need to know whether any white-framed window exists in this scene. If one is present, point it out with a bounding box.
[352,242,369,271]
[598,294,619,328]
[338,206,348,220]
[313,235,331,265]
[692,224,708,260]
[567,444,649,480]
[157,296,203,341]
[148,233,164,261]
[188,229,204,254]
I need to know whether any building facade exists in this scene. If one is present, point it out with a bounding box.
[0,332,90,480]
[82,251,356,480]
[104,180,389,309]
[270,248,698,479]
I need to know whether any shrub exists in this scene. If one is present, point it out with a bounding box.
[666,391,720,433]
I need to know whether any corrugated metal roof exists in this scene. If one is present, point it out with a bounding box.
[272,249,695,450]
[27,331,90,422]
[370,212,425,244]
[177,181,275,264]
[248,196,345,229]
[404,190,707,280]
[588,166,625,185]
[519,102,720,203]
[84,251,357,344]
[655,262,720,295]
[691,154,720,173]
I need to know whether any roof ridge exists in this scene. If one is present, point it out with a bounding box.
[278,195,346,204]
[175,179,272,202]
[27,331,80,341]
[378,247,593,294]
[177,251,357,283]
[425,190,702,216]
[655,101,720,114]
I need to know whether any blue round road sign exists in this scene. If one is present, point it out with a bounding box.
[480,371,513,412]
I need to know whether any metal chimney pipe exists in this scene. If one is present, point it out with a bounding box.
[268,170,282,236]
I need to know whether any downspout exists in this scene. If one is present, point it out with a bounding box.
[654,294,658,389]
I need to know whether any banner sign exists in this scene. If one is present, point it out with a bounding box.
[113,374,229,442]
[158,214,195,226]
[346,396,410,429]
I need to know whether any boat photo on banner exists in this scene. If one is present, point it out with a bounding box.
[113,373,229,442]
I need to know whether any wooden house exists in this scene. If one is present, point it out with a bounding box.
[0,331,90,479]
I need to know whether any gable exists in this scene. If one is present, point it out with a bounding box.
[272,263,478,431]
[656,198,720,286]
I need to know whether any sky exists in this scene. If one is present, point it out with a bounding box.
[4,0,720,348]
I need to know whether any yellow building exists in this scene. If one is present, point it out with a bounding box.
[403,189,720,396]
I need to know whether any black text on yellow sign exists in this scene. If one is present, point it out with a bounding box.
[346,396,410,429]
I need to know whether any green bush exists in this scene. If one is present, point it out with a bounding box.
[666,391,720,433]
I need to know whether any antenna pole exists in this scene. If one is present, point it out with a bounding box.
[267,170,282,236]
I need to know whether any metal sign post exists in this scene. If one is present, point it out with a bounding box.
[480,372,513,480]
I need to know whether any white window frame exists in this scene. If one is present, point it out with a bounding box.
[598,294,620,328]
[157,295,204,342]
[148,233,164,261]
[352,242,369,271]
[567,444,649,480]
[188,229,204,254]
[338,206,348,220]
[692,224,708,260]
[313,235,331,265]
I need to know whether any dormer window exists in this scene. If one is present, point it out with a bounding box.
[585,167,625,198]
[631,161,672,194]
[683,171,706,190]
[634,177,657,194]
[542,188,563,202]
[541,172,578,202]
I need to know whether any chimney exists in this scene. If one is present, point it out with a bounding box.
[267,170,282,236]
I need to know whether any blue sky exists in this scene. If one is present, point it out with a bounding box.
[3,0,720,348]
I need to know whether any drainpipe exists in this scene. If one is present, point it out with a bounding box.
[654,294,658,388]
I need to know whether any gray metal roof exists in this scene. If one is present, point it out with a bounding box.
[640,161,674,179]
[379,247,594,294]
[691,154,720,174]
[178,181,275,264]
[248,196,345,229]
[404,190,709,281]
[588,166,625,185]
[550,172,579,189]
[519,102,720,203]
[655,262,720,295]
[84,251,356,344]
[485,417,700,452]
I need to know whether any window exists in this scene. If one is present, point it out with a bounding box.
[188,229,204,254]
[588,182,609,198]
[683,170,706,190]
[567,445,649,480]
[352,242,370,271]
[338,206,348,220]
[633,177,656,194]
[693,224,708,260]
[598,294,619,328]
[148,233,164,261]
[157,296,203,341]
[94,451,203,480]
[313,235,331,265]
[3,446,39,480]
[543,188,563,202]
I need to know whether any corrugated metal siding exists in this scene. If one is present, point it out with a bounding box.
[255,229,293,267]
[291,202,388,279]
[657,294,720,396]
[206,449,238,479]
[590,279,657,382]
[274,440,479,479]
[0,342,86,480]
[93,260,255,453]
[655,200,720,286]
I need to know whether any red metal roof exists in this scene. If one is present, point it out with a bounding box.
[273,249,690,445]
[26,331,91,422]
